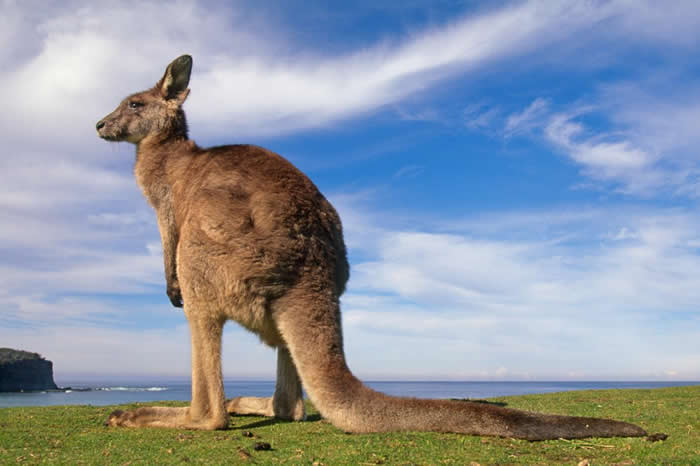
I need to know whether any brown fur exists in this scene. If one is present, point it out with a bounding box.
[97,55,647,440]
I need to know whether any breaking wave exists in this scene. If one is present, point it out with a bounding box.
[96,386,168,392]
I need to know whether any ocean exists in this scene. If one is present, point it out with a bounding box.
[1,380,696,408]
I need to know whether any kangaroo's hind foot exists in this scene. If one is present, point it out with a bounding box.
[226,346,306,421]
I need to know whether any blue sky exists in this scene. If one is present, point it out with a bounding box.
[1,0,699,381]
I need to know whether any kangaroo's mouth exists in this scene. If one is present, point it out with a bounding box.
[97,132,123,142]
[96,123,126,142]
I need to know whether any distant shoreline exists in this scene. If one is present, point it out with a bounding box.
[2,379,698,409]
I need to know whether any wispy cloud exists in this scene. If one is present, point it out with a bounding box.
[337,202,700,379]
[185,1,618,136]
[497,85,700,197]
[463,102,500,131]
[543,110,661,193]
[2,0,676,143]
[393,164,424,179]
[0,323,277,379]
[505,98,549,137]
[2,0,698,147]
[0,158,134,211]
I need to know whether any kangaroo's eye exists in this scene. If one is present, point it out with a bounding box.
[128,101,144,109]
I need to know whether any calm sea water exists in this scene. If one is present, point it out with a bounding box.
[1,380,696,408]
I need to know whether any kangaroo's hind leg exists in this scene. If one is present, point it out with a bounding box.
[106,305,229,430]
[226,346,306,421]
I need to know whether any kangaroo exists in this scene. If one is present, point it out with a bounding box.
[96,55,647,440]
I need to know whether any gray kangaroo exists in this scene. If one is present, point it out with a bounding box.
[96,55,646,439]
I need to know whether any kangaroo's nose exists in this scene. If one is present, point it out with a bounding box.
[96,120,105,130]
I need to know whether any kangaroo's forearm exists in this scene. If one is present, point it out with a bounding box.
[158,207,183,308]
[156,207,179,285]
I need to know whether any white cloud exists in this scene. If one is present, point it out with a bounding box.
[610,227,637,241]
[505,97,549,136]
[394,107,442,123]
[337,202,700,379]
[498,91,699,197]
[1,0,667,144]
[1,0,698,147]
[0,0,279,153]
[0,157,134,211]
[613,0,700,47]
[598,81,700,195]
[544,111,659,192]
[185,1,617,136]
[463,102,500,131]
[545,92,700,195]
[0,323,276,379]
[0,248,163,298]
[393,164,423,179]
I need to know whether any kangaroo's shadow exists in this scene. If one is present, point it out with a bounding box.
[450,398,508,407]
[232,413,323,430]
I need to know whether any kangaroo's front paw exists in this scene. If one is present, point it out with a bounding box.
[167,282,183,308]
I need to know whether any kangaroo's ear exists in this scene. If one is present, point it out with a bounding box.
[158,55,192,101]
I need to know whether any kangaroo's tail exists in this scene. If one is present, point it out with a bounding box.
[275,296,646,440]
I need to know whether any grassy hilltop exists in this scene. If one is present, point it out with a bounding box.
[0,386,698,465]
[0,349,46,365]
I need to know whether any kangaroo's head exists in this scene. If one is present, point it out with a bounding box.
[96,55,193,144]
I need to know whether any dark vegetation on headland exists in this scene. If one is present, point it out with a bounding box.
[0,348,58,392]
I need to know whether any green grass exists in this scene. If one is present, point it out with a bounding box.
[0,386,698,465]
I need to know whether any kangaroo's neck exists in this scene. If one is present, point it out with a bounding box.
[134,136,197,211]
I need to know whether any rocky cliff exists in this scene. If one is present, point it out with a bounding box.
[0,348,59,392]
